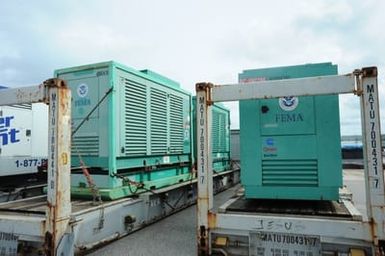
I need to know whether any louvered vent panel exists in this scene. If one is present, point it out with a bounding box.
[150,88,167,154]
[262,159,318,187]
[170,95,184,153]
[223,113,230,152]
[217,112,227,152]
[124,79,147,155]
[72,136,99,156]
[212,111,220,153]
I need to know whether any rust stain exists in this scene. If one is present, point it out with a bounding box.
[354,88,363,96]
[362,67,378,77]
[369,218,378,245]
[41,220,47,237]
[198,225,209,256]
[208,211,217,229]
[44,231,54,256]
[61,153,68,165]
[196,82,208,91]
[59,87,69,109]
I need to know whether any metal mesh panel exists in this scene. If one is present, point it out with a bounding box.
[124,79,147,155]
[262,159,318,186]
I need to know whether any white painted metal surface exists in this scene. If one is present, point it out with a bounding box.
[359,68,385,244]
[0,79,72,256]
[211,73,356,102]
[0,84,47,106]
[0,214,45,241]
[196,83,214,255]
[0,103,48,176]
[214,212,372,241]
[0,106,32,157]
[31,103,48,157]
[46,83,72,256]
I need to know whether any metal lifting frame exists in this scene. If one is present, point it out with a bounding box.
[196,67,384,255]
[0,79,72,256]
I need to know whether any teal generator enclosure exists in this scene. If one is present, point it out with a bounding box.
[55,61,192,200]
[239,62,342,200]
[193,97,231,173]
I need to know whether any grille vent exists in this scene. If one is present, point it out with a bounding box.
[150,88,168,154]
[124,79,147,155]
[169,95,184,153]
[262,159,318,187]
[212,111,228,153]
[72,136,99,156]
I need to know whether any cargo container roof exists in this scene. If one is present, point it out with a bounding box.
[139,69,180,88]
[240,62,335,73]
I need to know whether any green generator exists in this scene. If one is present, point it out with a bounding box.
[55,61,192,200]
[193,97,231,173]
[239,62,342,200]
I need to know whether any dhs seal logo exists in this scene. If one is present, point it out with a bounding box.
[279,96,299,111]
[77,83,89,98]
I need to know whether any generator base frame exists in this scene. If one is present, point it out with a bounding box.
[71,170,193,200]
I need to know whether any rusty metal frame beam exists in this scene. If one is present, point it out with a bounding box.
[0,79,72,256]
[45,79,72,256]
[0,84,48,105]
[196,68,385,255]
[211,73,357,102]
[196,83,214,256]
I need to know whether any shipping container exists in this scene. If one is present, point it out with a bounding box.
[0,101,48,178]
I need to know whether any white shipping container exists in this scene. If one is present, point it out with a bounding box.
[0,103,48,176]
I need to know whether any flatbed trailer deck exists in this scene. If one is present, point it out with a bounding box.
[0,169,240,255]
[210,188,370,255]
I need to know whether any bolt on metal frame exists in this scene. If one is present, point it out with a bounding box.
[196,67,384,255]
[0,79,72,256]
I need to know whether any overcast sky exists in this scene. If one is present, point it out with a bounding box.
[0,0,384,135]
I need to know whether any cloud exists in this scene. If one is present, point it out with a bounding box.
[215,0,385,133]
[0,0,384,134]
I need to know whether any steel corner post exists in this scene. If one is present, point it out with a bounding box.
[196,83,213,256]
[44,79,73,256]
[358,67,385,247]
[108,64,118,188]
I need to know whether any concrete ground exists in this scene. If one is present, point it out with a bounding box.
[88,185,240,256]
[89,170,368,256]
